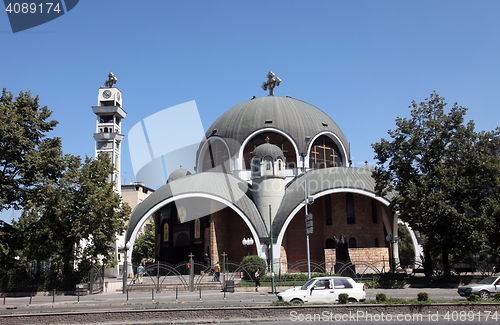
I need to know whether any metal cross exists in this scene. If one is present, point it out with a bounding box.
[188,252,194,259]
[105,72,118,88]
[262,71,281,96]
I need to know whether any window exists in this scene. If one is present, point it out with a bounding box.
[349,237,357,248]
[372,199,378,223]
[346,193,355,224]
[325,195,332,225]
[374,238,379,247]
[265,158,272,170]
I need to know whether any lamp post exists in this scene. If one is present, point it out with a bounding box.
[386,234,398,273]
[242,237,254,256]
[122,241,131,294]
[301,147,312,280]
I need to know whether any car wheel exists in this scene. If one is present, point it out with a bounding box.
[348,298,358,303]
[479,290,490,299]
[290,298,303,305]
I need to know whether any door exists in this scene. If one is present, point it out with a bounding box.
[309,279,336,303]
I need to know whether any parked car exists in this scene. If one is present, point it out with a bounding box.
[276,276,366,304]
[457,276,500,299]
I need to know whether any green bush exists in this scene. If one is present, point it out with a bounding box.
[239,255,267,280]
[338,293,349,304]
[494,292,500,301]
[376,293,387,302]
[417,292,429,302]
[467,294,480,302]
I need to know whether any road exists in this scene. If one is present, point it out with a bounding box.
[0,287,462,314]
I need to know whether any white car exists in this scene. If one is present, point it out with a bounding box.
[277,276,366,304]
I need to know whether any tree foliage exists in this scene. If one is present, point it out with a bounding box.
[0,88,59,210]
[372,92,500,276]
[15,154,131,270]
[132,222,155,266]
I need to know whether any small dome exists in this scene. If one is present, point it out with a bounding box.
[167,167,192,183]
[252,142,285,161]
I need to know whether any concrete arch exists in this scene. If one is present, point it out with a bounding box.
[275,187,395,251]
[126,192,265,259]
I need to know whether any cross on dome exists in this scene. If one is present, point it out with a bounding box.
[261,71,281,96]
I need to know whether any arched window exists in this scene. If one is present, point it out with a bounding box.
[325,238,335,249]
[374,238,379,247]
[309,136,343,169]
[348,238,357,248]
[201,139,230,172]
[243,132,295,169]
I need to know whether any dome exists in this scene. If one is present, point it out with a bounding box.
[167,167,192,183]
[252,142,285,161]
[203,96,349,158]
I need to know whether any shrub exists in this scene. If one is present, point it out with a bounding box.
[338,293,349,304]
[494,292,500,301]
[417,292,429,302]
[375,293,387,302]
[239,255,267,280]
[467,294,480,302]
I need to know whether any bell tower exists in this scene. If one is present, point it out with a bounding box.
[92,72,126,193]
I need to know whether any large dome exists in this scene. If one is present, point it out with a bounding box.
[204,96,349,158]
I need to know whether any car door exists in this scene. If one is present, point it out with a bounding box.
[494,277,500,293]
[309,279,335,303]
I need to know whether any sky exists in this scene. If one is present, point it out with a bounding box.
[1,1,499,221]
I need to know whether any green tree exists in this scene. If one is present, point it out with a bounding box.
[397,223,415,268]
[15,154,131,273]
[0,89,59,210]
[132,222,155,266]
[372,92,500,276]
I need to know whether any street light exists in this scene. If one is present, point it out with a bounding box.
[122,241,131,294]
[386,234,398,273]
[242,237,254,256]
[301,144,312,280]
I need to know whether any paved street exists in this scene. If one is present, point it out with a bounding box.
[0,286,462,314]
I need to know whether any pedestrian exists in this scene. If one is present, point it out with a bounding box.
[137,264,144,284]
[255,268,260,292]
[213,262,221,282]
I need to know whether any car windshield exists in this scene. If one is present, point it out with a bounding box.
[300,279,316,290]
[478,277,498,285]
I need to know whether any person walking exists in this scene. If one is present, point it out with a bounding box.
[137,264,145,284]
[254,268,260,292]
[213,262,221,282]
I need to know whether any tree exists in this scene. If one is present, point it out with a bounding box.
[372,92,500,276]
[132,222,155,266]
[15,154,131,274]
[0,89,59,211]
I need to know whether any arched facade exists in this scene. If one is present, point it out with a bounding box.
[125,90,406,271]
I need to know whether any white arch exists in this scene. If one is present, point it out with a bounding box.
[127,192,263,259]
[276,188,394,250]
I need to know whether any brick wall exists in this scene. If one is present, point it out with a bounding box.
[325,247,389,273]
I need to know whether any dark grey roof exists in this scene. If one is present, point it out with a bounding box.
[202,96,350,158]
[252,143,285,160]
[126,172,267,242]
[272,167,395,237]
[167,167,192,183]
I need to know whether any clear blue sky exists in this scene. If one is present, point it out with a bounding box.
[1,1,499,221]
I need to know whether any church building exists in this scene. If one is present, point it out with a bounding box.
[124,72,404,273]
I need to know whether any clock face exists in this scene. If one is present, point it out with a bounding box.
[103,90,112,99]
